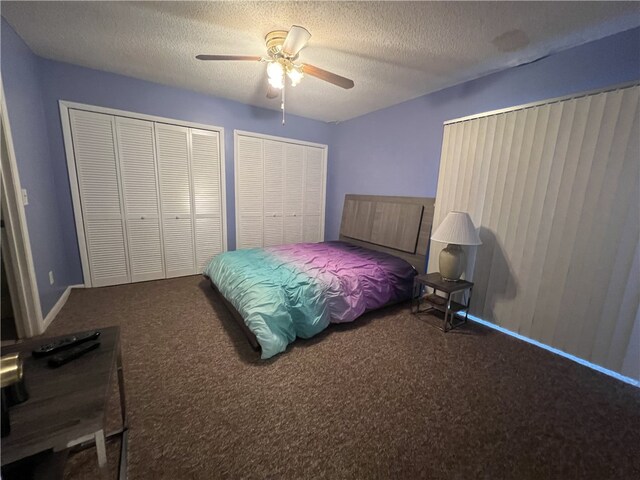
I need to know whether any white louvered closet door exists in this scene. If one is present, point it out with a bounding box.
[191,128,224,272]
[115,117,165,282]
[283,143,304,244]
[303,146,324,242]
[263,140,284,247]
[236,135,264,249]
[70,110,130,287]
[155,124,196,277]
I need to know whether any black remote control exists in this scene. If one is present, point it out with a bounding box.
[48,341,100,368]
[32,331,101,358]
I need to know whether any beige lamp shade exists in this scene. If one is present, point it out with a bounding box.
[431,211,482,245]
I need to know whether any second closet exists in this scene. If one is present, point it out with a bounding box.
[235,131,327,249]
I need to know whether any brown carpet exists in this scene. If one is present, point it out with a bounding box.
[40,275,639,480]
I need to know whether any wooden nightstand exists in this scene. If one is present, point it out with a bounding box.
[412,272,474,332]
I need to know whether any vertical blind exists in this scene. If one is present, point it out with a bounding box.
[429,84,639,380]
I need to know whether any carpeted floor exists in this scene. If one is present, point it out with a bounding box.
[40,275,639,479]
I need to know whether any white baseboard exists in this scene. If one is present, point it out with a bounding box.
[468,314,639,388]
[42,284,84,331]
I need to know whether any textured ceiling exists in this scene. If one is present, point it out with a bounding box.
[3,1,639,122]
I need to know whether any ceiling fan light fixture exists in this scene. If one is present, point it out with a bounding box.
[268,75,284,90]
[267,61,284,89]
[287,65,304,86]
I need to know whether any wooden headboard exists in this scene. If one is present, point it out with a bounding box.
[338,194,436,273]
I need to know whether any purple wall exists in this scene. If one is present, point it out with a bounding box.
[1,20,70,315]
[326,27,640,240]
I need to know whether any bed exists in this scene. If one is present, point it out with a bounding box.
[204,194,435,358]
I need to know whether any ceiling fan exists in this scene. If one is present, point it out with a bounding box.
[196,25,354,124]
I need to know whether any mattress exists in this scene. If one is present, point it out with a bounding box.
[204,241,417,359]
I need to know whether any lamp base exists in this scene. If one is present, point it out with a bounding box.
[439,244,465,282]
[441,276,461,282]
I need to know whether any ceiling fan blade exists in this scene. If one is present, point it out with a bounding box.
[282,25,311,56]
[302,64,355,89]
[196,55,262,61]
[266,84,279,99]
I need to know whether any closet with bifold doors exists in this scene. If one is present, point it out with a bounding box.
[235,131,327,249]
[65,106,226,288]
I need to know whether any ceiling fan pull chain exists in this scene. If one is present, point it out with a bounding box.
[281,79,286,125]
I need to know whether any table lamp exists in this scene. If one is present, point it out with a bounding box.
[431,211,482,281]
